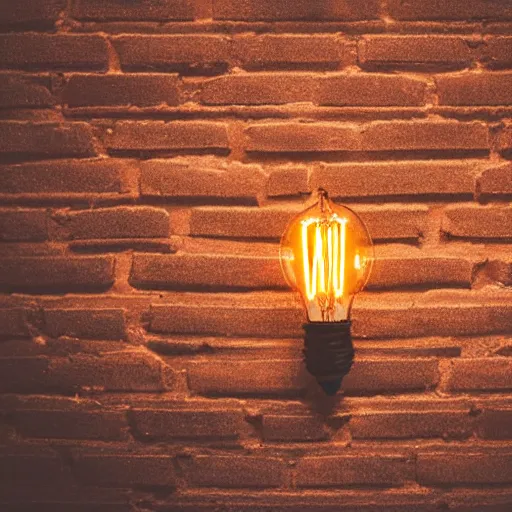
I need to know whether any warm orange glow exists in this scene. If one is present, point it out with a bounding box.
[301,216,347,302]
[280,192,374,322]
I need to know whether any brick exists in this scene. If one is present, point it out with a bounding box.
[74,454,176,487]
[388,0,512,20]
[0,0,65,27]
[63,74,180,108]
[484,37,512,68]
[311,160,477,198]
[182,455,285,488]
[0,122,96,158]
[477,409,512,439]
[71,0,194,20]
[318,74,427,106]
[354,301,512,338]
[0,73,54,108]
[0,256,114,292]
[190,206,293,239]
[360,205,428,241]
[151,303,302,338]
[0,159,134,199]
[0,450,67,483]
[479,162,512,195]
[369,248,474,288]
[350,411,471,439]
[43,309,126,340]
[131,408,243,439]
[486,257,512,286]
[51,352,165,392]
[0,34,108,70]
[189,205,428,241]
[359,35,472,69]
[267,165,309,197]
[343,359,439,393]
[245,122,360,152]
[14,410,127,440]
[417,452,512,485]
[0,309,29,337]
[263,415,329,441]
[0,210,47,242]
[234,34,345,69]
[201,73,317,105]
[498,125,512,154]
[437,72,512,105]
[448,359,512,391]
[187,360,305,396]
[113,35,230,73]
[130,253,283,290]
[213,0,379,21]
[52,206,169,240]
[296,454,412,487]
[141,157,266,202]
[0,357,49,393]
[442,205,512,238]
[361,120,489,152]
[105,121,229,152]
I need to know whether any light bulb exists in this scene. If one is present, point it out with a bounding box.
[279,189,374,395]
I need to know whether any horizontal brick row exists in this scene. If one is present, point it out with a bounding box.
[2,395,511,442]
[6,0,512,25]
[148,291,512,339]
[130,246,485,290]
[190,205,426,241]
[0,34,510,74]
[184,356,512,397]
[6,71,512,109]
[188,204,512,241]
[1,158,509,206]
[0,448,511,493]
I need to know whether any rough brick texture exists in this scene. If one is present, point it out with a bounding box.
[0,2,511,511]
[0,34,108,70]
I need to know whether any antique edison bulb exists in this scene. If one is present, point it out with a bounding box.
[279,189,374,394]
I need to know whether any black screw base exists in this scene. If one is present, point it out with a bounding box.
[303,321,354,396]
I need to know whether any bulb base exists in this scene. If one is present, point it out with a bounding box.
[302,321,354,396]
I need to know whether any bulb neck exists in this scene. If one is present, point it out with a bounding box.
[302,321,354,396]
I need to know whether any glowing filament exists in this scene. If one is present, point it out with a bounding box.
[301,217,347,302]
[354,252,361,270]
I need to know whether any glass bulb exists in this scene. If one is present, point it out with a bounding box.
[280,190,374,322]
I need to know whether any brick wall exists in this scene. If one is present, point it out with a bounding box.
[0,0,511,510]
